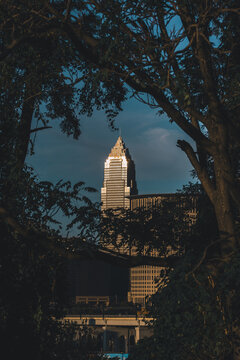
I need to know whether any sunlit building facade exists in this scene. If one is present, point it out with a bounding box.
[101,136,137,210]
[128,194,197,305]
[128,194,169,305]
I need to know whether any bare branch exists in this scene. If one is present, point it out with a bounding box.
[185,239,225,278]
[30,126,52,133]
[151,91,214,153]
[177,140,216,203]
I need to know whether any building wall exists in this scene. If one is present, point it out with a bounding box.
[67,259,129,302]
[101,136,137,210]
[128,194,197,306]
[64,315,153,353]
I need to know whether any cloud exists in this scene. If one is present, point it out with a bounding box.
[130,126,193,185]
[28,101,194,200]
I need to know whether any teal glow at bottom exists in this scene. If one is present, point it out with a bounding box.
[105,354,128,359]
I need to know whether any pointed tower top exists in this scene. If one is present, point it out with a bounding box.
[109,136,129,157]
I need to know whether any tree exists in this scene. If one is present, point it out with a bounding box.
[0,165,106,360]
[0,3,174,358]
[2,1,240,247]
[128,185,240,360]
[1,0,240,358]
[2,0,239,258]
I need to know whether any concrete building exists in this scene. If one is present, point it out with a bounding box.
[126,194,169,305]
[101,136,137,210]
[127,193,196,305]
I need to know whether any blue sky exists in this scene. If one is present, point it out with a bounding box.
[28,97,194,202]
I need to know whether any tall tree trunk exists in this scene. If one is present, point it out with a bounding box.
[214,183,236,258]
[213,140,237,255]
[211,185,240,360]
[202,116,240,358]
[212,152,240,359]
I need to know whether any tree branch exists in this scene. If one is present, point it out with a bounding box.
[176,1,226,124]
[177,139,216,203]
[0,207,179,268]
[30,126,52,133]
[185,239,225,279]
[151,91,214,153]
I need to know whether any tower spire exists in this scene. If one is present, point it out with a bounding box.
[109,136,127,157]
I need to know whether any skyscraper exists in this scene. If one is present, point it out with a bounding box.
[101,136,137,209]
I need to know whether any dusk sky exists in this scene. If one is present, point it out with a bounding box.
[28,96,194,203]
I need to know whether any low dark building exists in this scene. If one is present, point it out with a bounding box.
[67,259,129,304]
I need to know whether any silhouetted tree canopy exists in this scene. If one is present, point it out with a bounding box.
[1,0,239,257]
[1,1,240,359]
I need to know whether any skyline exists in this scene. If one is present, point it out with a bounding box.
[28,97,194,202]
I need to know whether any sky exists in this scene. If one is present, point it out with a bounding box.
[28,97,194,203]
